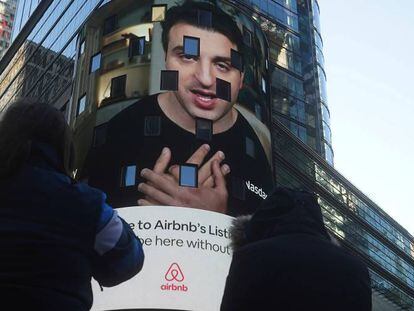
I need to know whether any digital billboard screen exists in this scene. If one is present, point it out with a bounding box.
[70,0,274,309]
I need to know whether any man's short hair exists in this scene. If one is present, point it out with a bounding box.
[161,1,244,53]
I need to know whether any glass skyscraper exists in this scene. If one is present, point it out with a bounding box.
[0,0,413,309]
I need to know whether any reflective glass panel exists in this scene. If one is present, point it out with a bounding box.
[90,52,102,73]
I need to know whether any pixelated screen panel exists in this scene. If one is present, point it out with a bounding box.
[195,118,213,141]
[179,164,198,188]
[160,70,179,91]
[216,78,231,102]
[231,176,246,200]
[144,116,161,136]
[231,49,243,72]
[151,5,166,22]
[183,36,200,57]
[121,165,136,187]
[245,136,255,158]
[198,9,212,27]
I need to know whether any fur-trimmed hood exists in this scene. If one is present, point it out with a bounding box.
[229,187,330,251]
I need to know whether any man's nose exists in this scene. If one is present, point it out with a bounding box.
[194,61,215,88]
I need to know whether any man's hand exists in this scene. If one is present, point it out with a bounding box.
[154,144,230,186]
[138,160,228,214]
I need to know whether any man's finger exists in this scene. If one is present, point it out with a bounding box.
[137,198,156,206]
[186,144,210,165]
[212,160,227,191]
[203,164,230,187]
[137,181,174,205]
[143,195,162,205]
[153,147,171,173]
[168,164,180,181]
[168,144,211,181]
[198,150,225,184]
[140,168,177,196]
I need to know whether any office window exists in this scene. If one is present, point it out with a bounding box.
[90,52,101,73]
[103,15,118,35]
[110,75,126,98]
[151,5,167,22]
[129,36,145,58]
[77,94,86,116]
[121,165,137,187]
[324,143,334,165]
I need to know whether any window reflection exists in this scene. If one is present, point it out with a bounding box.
[90,52,102,73]
[314,29,323,49]
[77,94,86,116]
[244,0,298,31]
[317,65,327,103]
[271,66,304,99]
[321,103,330,125]
[324,142,333,164]
[311,0,321,33]
[322,121,331,144]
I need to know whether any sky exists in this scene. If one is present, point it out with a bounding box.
[317,0,414,235]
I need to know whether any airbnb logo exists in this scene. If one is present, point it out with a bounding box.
[165,263,184,282]
[161,263,188,292]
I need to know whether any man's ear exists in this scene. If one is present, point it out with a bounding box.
[239,72,245,89]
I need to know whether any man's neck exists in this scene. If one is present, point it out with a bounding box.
[157,92,238,134]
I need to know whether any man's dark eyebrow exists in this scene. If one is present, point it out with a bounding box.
[213,56,232,63]
[171,46,231,63]
[171,45,184,53]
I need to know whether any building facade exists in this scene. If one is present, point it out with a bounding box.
[0,0,17,59]
[0,0,413,310]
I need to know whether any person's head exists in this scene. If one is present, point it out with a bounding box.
[161,1,245,122]
[0,99,74,178]
[229,188,331,250]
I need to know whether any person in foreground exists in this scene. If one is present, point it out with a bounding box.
[0,100,144,310]
[221,187,372,311]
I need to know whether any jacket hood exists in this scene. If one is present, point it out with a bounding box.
[230,187,330,251]
[28,141,67,175]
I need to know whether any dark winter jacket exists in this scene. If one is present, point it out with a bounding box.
[0,142,144,310]
[221,187,372,311]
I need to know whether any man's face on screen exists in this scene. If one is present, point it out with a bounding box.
[165,23,243,122]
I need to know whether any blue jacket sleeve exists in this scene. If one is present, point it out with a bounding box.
[92,202,144,287]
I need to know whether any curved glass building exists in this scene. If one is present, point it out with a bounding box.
[0,0,413,310]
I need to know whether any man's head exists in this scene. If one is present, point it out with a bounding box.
[161,1,245,122]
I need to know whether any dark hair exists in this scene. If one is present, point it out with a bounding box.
[0,99,75,178]
[161,1,244,53]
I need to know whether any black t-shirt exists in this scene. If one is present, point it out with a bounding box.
[85,94,274,216]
